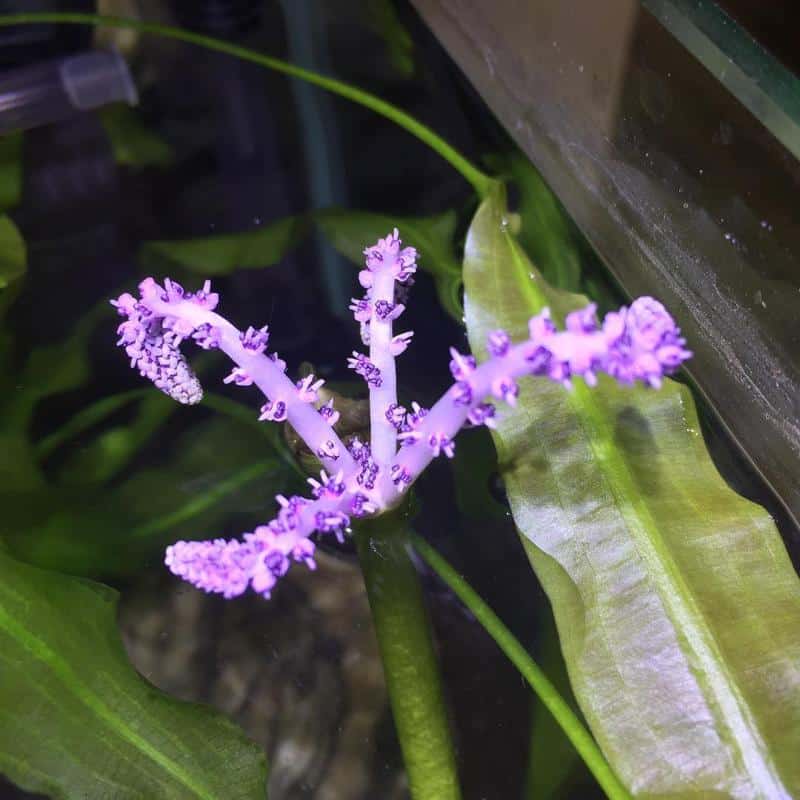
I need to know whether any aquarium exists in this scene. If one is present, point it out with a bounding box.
[0,2,798,800]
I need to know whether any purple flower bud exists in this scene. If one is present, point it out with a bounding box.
[375,299,404,320]
[390,331,414,356]
[390,464,412,487]
[317,440,341,460]
[451,381,473,405]
[192,323,220,350]
[296,375,325,403]
[258,399,287,422]
[449,347,476,380]
[307,469,346,499]
[189,279,219,310]
[492,376,519,406]
[163,277,185,302]
[528,308,557,340]
[467,402,497,428]
[347,351,383,388]
[407,401,428,428]
[265,550,290,577]
[565,303,598,333]
[427,432,455,458]
[240,325,270,353]
[362,228,418,283]
[350,493,378,517]
[487,330,511,357]
[385,403,407,430]
[292,538,317,570]
[224,367,253,386]
[349,296,371,322]
[319,398,340,426]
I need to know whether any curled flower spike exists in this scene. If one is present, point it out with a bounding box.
[113,231,690,600]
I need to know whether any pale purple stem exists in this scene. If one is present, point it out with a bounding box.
[369,267,399,465]
[144,292,356,477]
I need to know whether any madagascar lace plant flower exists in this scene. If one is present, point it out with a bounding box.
[112,230,691,599]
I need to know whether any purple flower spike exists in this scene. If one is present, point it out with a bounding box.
[112,238,688,601]
[112,292,203,405]
[603,297,692,388]
[360,228,418,287]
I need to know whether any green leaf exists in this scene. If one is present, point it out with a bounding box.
[0,551,267,799]
[0,214,26,289]
[140,216,309,275]
[463,184,800,798]
[316,208,463,319]
[100,104,174,168]
[5,415,292,577]
[490,152,623,312]
[362,0,415,78]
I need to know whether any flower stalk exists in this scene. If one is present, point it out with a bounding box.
[355,515,462,800]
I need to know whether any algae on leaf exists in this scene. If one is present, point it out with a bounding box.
[463,185,800,798]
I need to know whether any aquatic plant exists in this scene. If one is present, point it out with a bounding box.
[2,10,799,800]
[112,231,690,600]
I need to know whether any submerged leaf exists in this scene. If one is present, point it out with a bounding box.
[0,133,22,213]
[463,184,800,798]
[316,208,463,319]
[140,216,309,275]
[0,214,25,289]
[100,104,174,168]
[0,551,267,799]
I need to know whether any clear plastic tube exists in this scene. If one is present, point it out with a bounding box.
[0,49,137,134]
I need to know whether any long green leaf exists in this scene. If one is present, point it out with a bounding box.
[100,104,175,168]
[0,215,25,289]
[140,216,309,275]
[0,133,22,213]
[411,535,628,800]
[0,551,267,799]
[463,184,800,798]
[316,208,463,319]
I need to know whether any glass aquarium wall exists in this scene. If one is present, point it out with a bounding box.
[412,0,800,530]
